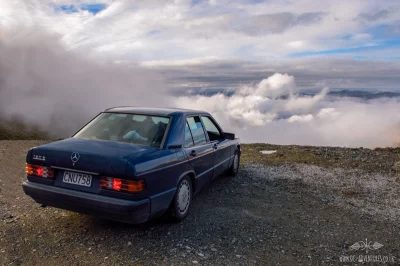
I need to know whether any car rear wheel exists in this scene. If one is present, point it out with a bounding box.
[228,150,240,177]
[167,176,192,222]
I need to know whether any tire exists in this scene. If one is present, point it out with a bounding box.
[228,150,240,177]
[167,176,193,222]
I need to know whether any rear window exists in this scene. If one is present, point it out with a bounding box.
[74,113,170,147]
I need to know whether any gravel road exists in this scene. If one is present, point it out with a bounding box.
[1,141,400,265]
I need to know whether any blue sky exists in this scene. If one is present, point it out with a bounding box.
[56,3,108,15]
[291,23,400,58]
[291,38,400,58]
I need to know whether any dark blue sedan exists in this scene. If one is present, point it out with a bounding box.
[23,107,241,223]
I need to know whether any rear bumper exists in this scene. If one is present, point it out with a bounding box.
[22,181,150,224]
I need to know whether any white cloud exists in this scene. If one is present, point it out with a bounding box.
[140,56,220,67]
[287,41,305,48]
[287,114,314,123]
[173,73,400,147]
[285,87,328,112]
[317,108,340,118]
[2,0,400,61]
[239,73,295,98]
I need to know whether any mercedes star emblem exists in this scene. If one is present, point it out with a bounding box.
[71,152,80,166]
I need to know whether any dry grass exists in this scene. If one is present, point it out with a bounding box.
[0,119,48,140]
[241,143,400,174]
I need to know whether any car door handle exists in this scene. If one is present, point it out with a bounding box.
[190,150,197,157]
[213,143,218,150]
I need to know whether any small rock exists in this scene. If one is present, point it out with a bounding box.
[127,241,132,246]
[392,161,400,171]
[198,253,204,257]
[236,255,242,258]
[192,261,198,264]
[211,248,217,252]
[260,150,277,155]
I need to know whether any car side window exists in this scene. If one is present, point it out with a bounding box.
[184,122,194,147]
[187,116,207,146]
[201,116,221,141]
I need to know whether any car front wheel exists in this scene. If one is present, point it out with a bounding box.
[228,150,240,177]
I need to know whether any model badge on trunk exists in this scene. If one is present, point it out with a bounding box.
[33,155,45,161]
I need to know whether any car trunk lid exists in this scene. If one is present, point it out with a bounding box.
[27,138,157,193]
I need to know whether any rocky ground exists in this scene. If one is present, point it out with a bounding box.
[0,141,400,265]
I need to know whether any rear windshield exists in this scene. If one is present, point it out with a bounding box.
[74,113,170,147]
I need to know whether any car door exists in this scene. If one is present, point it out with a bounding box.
[200,116,232,179]
[183,116,215,191]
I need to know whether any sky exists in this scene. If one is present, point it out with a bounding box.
[1,0,400,91]
[1,0,400,147]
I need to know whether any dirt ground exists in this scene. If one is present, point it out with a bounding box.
[0,141,399,265]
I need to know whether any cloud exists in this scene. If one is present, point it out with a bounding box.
[3,0,400,66]
[287,40,305,48]
[239,73,296,98]
[174,73,400,147]
[3,0,399,62]
[287,114,313,123]
[231,12,327,36]
[174,72,328,128]
[285,87,329,112]
[146,57,400,92]
[357,9,391,22]
[386,21,400,37]
[0,27,168,137]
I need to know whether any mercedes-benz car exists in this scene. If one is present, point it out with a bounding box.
[22,107,241,223]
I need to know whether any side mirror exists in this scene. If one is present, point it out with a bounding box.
[223,132,235,140]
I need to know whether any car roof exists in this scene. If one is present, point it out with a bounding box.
[104,106,209,116]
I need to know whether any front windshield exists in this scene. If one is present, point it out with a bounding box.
[74,113,170,147]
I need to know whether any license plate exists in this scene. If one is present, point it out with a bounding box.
[62,171,92,187]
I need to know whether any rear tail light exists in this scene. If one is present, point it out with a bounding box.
[26,163,55,179]
[100,177,145,193]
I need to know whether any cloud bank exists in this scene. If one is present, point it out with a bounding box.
[0,28,168,137]
[174,74,400,148]
[0,29,399,147]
